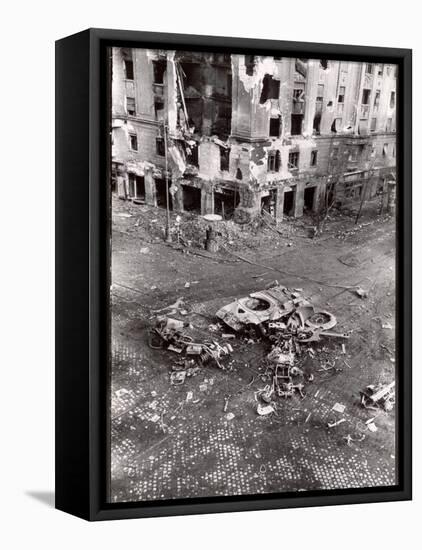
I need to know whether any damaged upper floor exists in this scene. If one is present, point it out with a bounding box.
[112,48,397,143]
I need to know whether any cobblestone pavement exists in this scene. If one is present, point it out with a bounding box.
[110,198,397,503]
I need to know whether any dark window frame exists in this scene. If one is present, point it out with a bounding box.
[126,96,136,116]
[129,132,138,151]
[124,59,134,80]
[288,151,299,170]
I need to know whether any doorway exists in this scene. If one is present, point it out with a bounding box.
[155,178,173,210]
[304,186,316,212]
[283,188,295,216]
[128,174,145,201]
[182,185,201,213]
[214,189,239,219]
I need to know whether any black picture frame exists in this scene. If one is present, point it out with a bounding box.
[55,28,412,521]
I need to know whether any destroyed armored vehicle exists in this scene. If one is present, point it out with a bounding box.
[216,285,338,337]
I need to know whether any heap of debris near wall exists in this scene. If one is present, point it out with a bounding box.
[111,49,397,224]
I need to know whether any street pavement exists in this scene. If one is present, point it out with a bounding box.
[110,197,397,503]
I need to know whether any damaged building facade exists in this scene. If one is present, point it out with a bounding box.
[111,48,397,222]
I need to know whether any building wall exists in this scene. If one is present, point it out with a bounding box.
[111,47,396,221]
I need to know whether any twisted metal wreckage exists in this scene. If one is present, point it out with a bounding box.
[148,284,351,400]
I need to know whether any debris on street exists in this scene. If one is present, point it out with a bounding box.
[360,381,395,411]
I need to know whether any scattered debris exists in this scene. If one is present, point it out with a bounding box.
[355,287,368,299]
[367,422,378,432]
[140,246,150,254]
[186,391,193,402]
[225,412,235,421]
[170,371,186,385]
[343,433,365,446]
[257,403,275,416]
[332,402,346,414]
[382,321,393,330]
[360,381,395,411]
[327,418,346,428]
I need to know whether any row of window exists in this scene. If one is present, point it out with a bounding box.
[330,141,395,163]
[128,132,165,156]
[365,63,397,78]
[125,96,166,120]
[362,88,395,109]
[123,58,166,84]
[267,150,310,172]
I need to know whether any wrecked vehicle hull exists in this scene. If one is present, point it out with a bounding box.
[216,285,338,335]
[215,286,298,331]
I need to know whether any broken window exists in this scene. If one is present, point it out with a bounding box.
[320,59,328,70]
[154,100,164,121]
[362,89,371,105]
[187,143,199,167]
[291,114,303,136]
[313,113,321,135]
[374,90,381,108]
[293,84,305,102]
[156,137,165,156]
[236,168,243,180]
[370,117,377,132]
[245,55,255,76]
[124,59,134,80]
[220,147,230,171]
[316,84,324,102]
[126,97,136,116]
[152,59,166,84]
[310,150,318,167]
[366,63,373,74]
[383,143,388,157]
[378,65,383,76]
[295,58,307,77]
[288,151,299,170]
[390,91,396,109]
[129,132,138,151]
[267,150,281,172]
[260,75,280,104]
[269,116,281,137]
[349,144,365,162]
[337,86,345,103]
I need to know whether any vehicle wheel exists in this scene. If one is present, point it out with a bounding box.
[305,311,337,330]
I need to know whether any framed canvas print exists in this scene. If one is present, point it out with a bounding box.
[55,28,412,521]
